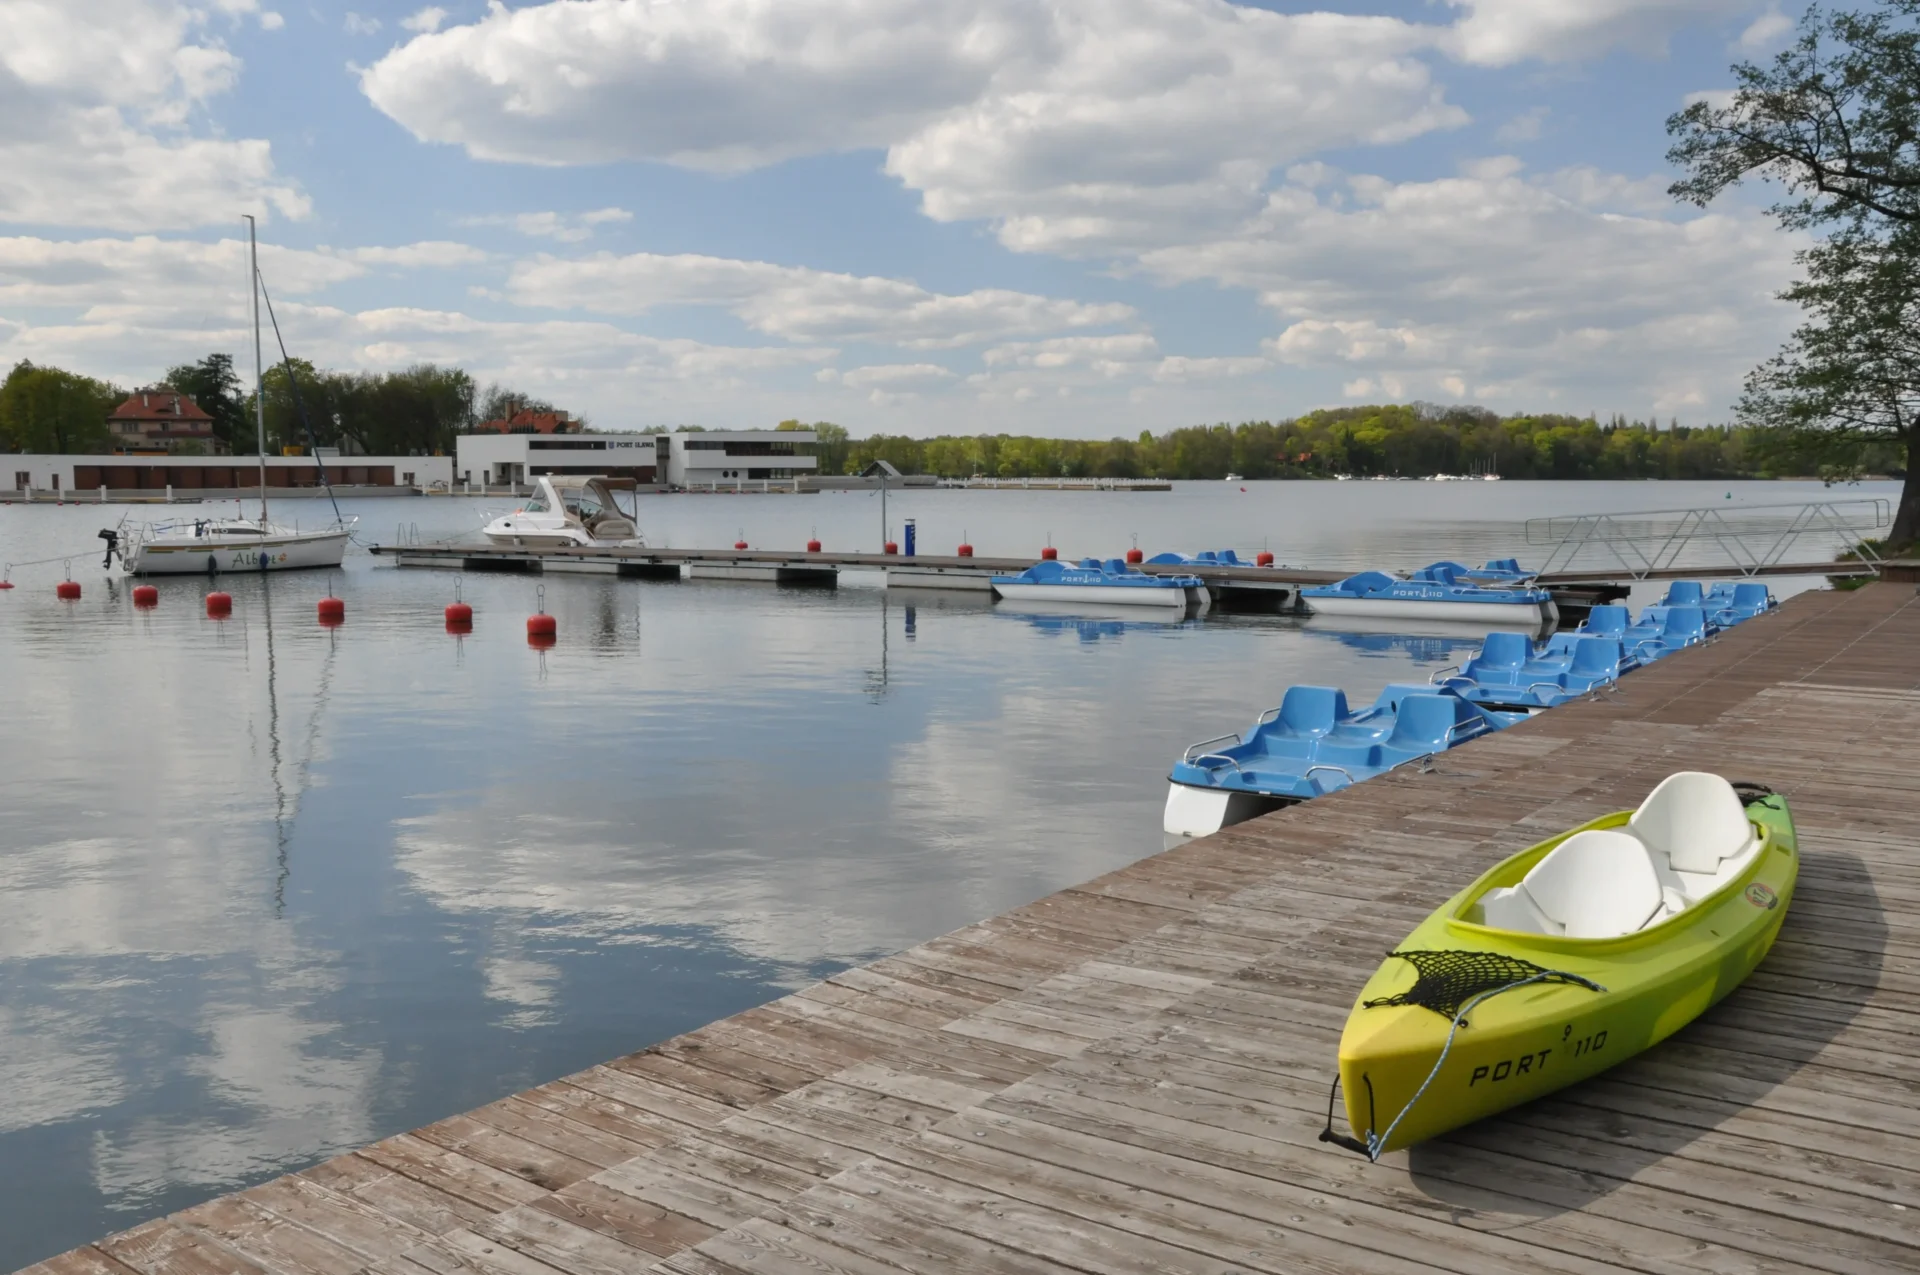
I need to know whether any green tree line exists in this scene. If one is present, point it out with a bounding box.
[783,406,1871,481]
[1,355,556,456]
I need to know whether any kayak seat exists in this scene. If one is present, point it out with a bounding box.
[1480,884,1564,936]
[1520,830,1665,939]
[1630,771,1759,899]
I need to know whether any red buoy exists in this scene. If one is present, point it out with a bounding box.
[445,601,473,625]
[883,541,899,555]
[806,538,822,553]
[957,543,973,557]
[206,591,232,616]
[133,584,159,607]
[0,580,15,589]
[1124,548,1143,564]
[1040,546,1058,561]
[1256,551,1275,567]
[734,540,749,550]
[317,596,346,625]
[527,612,556,638]
[527,631,556,650]
[56,580,81,600]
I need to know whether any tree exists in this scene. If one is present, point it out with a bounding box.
[1669,2,1920,545]
[1739,227,1920,542]
[1666,2,1920,232]
[0,360,119,453]
[165,353,248,452]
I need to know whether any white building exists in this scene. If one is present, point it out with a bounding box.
[453,430,817,490]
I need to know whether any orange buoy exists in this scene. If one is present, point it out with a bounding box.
[957,543,973,557]
[806,538,822,553]
[317,596,346,624]
[1040,546,1058,561]
[206,591,232,616]
[527,612,556,638]
[445,601,473,625]
[1256,551,1275,567]
[883,541,898,555]
[734,539,748,550]
[133,584,159,607]
[1125,548,1143,564]
[56,580,81,600]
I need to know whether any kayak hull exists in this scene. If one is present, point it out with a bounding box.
[1337,794,1797,1154]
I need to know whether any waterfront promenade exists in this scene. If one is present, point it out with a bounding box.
[24,582,1919,1275]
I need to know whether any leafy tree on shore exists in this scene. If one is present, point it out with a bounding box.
[1667,0,1920,544]
[164,354,249,453]
[0,360,120,453]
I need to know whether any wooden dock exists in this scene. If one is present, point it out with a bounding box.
[26,582,1920,1275]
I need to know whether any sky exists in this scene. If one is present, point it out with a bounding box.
[0,0,1820,436]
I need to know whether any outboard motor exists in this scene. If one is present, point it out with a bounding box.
[98,527,120,569]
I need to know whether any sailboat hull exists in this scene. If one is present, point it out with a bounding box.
[127,528,351,575]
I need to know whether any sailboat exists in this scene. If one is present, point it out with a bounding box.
[107,217,353,576]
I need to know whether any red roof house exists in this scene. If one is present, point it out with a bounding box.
[107,388,224,454]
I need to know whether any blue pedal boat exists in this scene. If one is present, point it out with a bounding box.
[1705,581,1777,626]
[1145,549,1249,567]
[1618,604,1712,663]
[1162,684,1504,836]
[992,557,1206,610]
[1301,568,1558,627]
[1433,631,1630,710]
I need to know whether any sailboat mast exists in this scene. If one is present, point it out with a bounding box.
[247,215,268,522]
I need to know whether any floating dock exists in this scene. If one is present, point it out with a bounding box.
[24,583,1918,1275]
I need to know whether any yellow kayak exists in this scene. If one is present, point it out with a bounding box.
[1323,771,1797,1159]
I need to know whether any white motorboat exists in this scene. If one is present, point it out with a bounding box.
[483,476,642,547]
[106,218,354,577]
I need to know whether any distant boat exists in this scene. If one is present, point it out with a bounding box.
[108,218,351,576]
[484,476,642,547]
[1224,472,1244,482]
[991,557,1206,611]
[1301,565,1558,626]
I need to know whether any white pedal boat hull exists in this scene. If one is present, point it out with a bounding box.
[1301,596,1557,626]
[993,582,1196,609]
[1163,782,1288,838]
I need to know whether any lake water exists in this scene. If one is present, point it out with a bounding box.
[0,478,1891,1265]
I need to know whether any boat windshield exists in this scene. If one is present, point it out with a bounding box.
[562,488,605,520]
[522,493,550,513]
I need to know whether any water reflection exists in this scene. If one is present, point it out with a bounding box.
[0,479,1877,1267]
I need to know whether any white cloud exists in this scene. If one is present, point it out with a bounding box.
[1150,354,1267,383]
[344,11,382,36]
[1144,159,1800,413]
[508,251,1136,348]
[839,363,956,388]
[1443,1,1767,66]
[401,5,448,33]
[0,235,482,311]
[362,0,1465,254]
[340,240,490,268]
[259,10,283,30]
[459,208,633,243]
[0,0,304,230]
[1736,10,1793,51]
[1496,106,1548,143]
